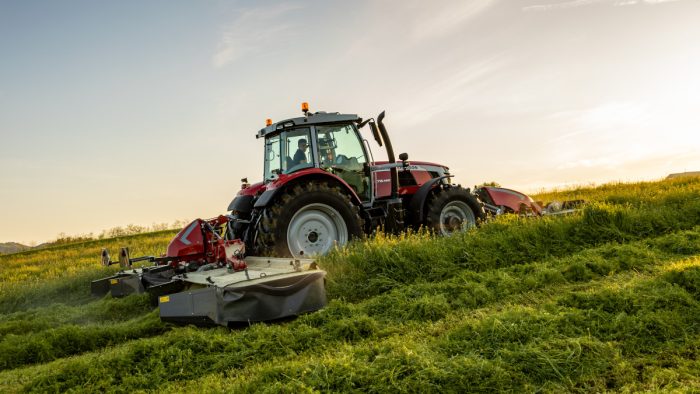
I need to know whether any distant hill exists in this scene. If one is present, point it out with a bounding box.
[0,242,30,255]
[667,171,700,179]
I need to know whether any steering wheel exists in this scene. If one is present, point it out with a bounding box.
[335,154,349,165]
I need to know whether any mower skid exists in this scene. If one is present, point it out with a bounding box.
[90,272,140,297]
[159,257,326,326]
[91,265,179,298]
[109,271,146,297]
[542,199,586,216]
[90,277,112,297]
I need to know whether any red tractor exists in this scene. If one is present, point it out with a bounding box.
[227,103,485,258]
[92,104,486,301]
[91,104,583,325]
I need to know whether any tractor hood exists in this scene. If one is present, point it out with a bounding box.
[373,160,449,171]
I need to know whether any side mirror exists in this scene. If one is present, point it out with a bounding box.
[357,118,368,128]
[369,121,383,147]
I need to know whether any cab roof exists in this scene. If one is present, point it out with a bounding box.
[257,112,359,138]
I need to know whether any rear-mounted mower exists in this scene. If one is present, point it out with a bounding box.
[475,186,584,217]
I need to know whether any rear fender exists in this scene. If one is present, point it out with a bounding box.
[409,176,450,222]
[227,182,265,213]
[253,172,362,208]
[227,195,254,213]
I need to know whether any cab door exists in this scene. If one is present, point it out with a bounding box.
[314,124,371,201]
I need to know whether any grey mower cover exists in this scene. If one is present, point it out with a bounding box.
[159,270,326,326]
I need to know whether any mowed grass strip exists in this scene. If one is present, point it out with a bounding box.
[0,295,169,371]
[2,229,697,393]
[1,227,696,373]
[0,294,155,336]
[155,259,700,394]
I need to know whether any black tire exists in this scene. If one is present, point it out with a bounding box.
[425,186,485,235]
[254,182,363,257]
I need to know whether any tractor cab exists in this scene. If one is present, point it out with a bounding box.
[260,110,372,201]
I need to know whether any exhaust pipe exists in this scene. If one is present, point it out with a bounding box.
[377,111,398,199]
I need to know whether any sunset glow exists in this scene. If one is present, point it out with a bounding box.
[1,0,699,244]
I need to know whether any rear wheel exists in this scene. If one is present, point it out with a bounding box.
[425,186,484,235]
[254,182,363,257]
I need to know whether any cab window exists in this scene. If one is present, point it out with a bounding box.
[315,125,369,200]
[282,128,313,174]
[263,134,282,181]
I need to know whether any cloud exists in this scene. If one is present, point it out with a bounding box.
[557,156,620,170]
[523,0,684,11]
[638,0,685,3]
[524,0,605,11]
[546,101,651,142]
[391,55,506,127]
[411,0,495,40]
[555,149,697,176]
[212,3,305,68]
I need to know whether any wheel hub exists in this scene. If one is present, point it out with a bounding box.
[307,231,319,243]
[287,203,348,258]
[446,216,462,230]
[439,201,476,236]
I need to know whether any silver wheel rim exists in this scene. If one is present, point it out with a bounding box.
[439,201,476,235]
[287,203,348,258]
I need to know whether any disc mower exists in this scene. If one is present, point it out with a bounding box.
[475,186,584,217]
[92,215,325,325]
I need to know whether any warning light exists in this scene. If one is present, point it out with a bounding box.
[301,102,309,114]
[266,118,272,126]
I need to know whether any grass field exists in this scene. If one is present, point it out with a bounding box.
[1,177,699,393]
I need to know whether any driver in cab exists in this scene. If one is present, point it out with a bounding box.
[292,139,308,166]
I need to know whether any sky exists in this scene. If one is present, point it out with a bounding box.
[1,0,699,244]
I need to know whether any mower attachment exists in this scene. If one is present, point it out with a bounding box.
[159,256,326,326]
[91,217,241,298]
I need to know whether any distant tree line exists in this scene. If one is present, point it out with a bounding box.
[50,220,190,245]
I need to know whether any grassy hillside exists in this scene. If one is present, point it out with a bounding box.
[0,178,699,393]
[0,242,30,255]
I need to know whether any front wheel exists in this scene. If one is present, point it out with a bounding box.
[425,187,485,235]
[254,182,363,257]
